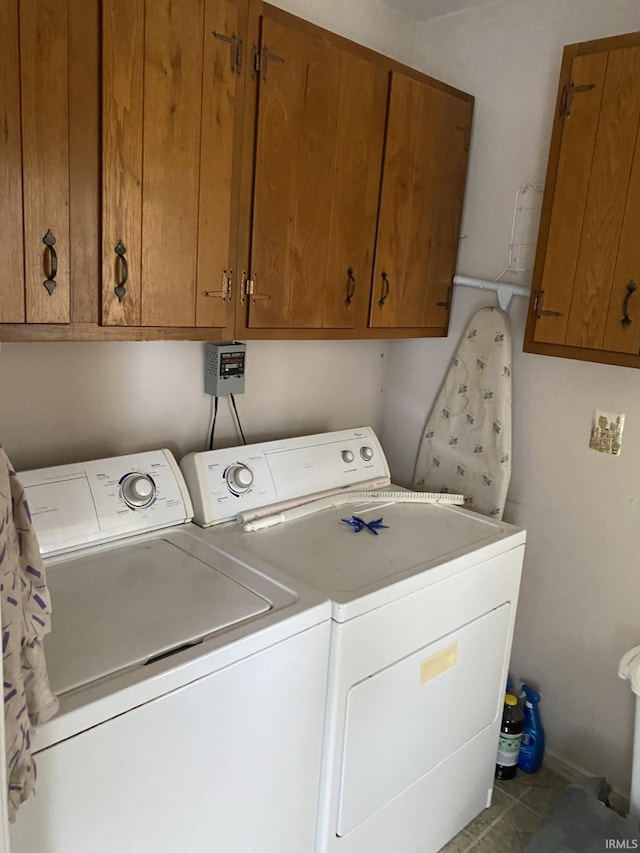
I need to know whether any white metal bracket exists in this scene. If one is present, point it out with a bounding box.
[453,275,530,311]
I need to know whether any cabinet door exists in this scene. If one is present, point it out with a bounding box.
[245,14,386,330]
[0,0,24,323]
[0,0,71,324]
[370,72,472,331]
[602,110,640,353]
[528,38,640,358]
[102,0,244,328]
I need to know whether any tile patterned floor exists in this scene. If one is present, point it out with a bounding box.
[439,765,571,852]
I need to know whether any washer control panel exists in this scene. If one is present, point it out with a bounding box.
[180,426,390,527]
[19,450,193,556]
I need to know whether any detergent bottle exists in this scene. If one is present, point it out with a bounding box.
[518,684,545,773]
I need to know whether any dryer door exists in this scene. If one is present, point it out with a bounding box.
[336,602,511,836]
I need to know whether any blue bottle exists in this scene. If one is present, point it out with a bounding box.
[518,684,545,773]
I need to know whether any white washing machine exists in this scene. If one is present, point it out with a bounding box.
[9,449,331,853]
[181,426,526,853]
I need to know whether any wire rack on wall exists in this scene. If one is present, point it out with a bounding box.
[453,180,544,310]
[505,182,544,274]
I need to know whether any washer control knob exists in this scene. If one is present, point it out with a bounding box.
[360,446,374,461]
[226,464,254,494]
[341,450,355,463]
[121,473,156,508]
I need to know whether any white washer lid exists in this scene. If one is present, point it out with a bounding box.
[45,538,270,695]
[213,498,524,618]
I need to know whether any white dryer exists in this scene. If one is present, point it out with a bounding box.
[9,449,331,853]
[181,426,526,853]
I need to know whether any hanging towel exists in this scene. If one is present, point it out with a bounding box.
[1,448,58,822]
[412,306,512,520]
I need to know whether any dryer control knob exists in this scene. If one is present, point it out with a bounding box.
[360,446,374,461]
[341,450,355,463]
[226,464,254,494]
[121,473,156,508]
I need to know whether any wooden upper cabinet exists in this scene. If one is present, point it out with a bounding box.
[0,0,71,324]
[243,11,387,331]
[238,5,473,339]
[2,0,473,341]
[102,0,245,328]
[525,31,640,366]
[370,72,472,332]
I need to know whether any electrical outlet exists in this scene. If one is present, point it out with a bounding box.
[589,409,625,455]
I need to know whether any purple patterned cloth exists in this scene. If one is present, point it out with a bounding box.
[1,448,58,821]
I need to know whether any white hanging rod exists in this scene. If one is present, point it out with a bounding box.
[453,274,530,311]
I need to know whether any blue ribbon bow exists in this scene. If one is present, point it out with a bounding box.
[341,515,389,535]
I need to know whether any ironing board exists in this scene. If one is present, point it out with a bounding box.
[412,306,512,520]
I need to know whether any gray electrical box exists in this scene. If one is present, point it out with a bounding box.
[205,342,246,397]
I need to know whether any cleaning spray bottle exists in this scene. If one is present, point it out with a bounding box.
[518,684,545,773]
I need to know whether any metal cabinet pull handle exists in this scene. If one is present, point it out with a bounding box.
[533,290,561,319]
[42,230,57,295]
[203,269,232,301]
[378,271,390,308]
[621,280,637,329]
[211,31,242,74]
[258,45,285,82]
[437,285,453,310]
[345,267,356,307]
[114,241,128,303]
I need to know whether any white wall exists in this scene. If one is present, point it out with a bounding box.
[381,0,640,794]
[0,339,387,470]
[268,0,417,64]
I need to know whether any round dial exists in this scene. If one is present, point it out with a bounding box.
[360,446,374,461]
[225,463,254,495]
[121,473,156,509]
[341,450,355,463]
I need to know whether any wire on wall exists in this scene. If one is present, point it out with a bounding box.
[206,394,248,450]
[230,394,247,445]
[208,397,219,451]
